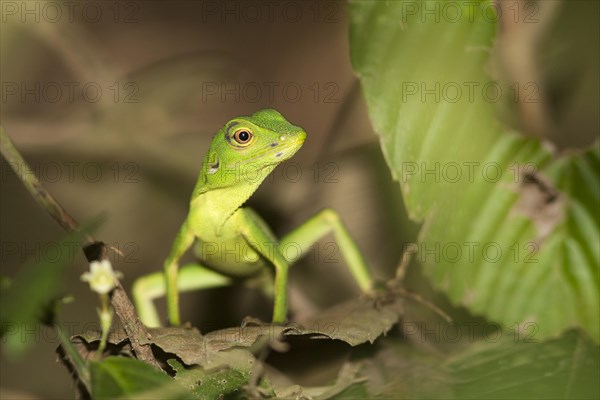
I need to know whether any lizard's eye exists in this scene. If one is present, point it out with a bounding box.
[233,129,253,146]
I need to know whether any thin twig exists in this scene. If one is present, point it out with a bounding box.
[0,127,93,244]
[56,323,91,392]
[394,288,452,323]
[0,126,160,368]
[388,246,451,322]
[392,245,414,285]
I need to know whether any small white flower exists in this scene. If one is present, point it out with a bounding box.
[81,260,122,294]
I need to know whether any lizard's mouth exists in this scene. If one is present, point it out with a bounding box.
[270,132,306,161]
[244,132,305,166]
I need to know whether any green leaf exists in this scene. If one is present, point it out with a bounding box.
[333,330,598,399]
[168,358,249,400]
[91,356,192,400]
[349,0,599,340]
[446,330,600,399]
[0,229,87,356]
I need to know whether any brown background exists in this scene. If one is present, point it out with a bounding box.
[1,2,408,398]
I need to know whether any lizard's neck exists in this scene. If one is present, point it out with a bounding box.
[188,162,278,233]
[189,182,260,233]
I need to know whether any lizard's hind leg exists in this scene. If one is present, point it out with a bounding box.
[133,264,231,327]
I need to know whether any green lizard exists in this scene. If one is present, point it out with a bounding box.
[133,109,374,327]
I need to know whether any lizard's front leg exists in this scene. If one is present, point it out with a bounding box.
[235,208,290,323]
[163,221,195,325]
[280,208,374,292]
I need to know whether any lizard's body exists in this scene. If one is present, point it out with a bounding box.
[133,109,373,327]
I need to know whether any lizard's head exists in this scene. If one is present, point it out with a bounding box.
[202,109,306,188]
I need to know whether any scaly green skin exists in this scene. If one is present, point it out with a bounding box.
[133,109,374,327]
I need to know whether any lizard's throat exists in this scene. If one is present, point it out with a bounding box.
[191,180,264,233]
